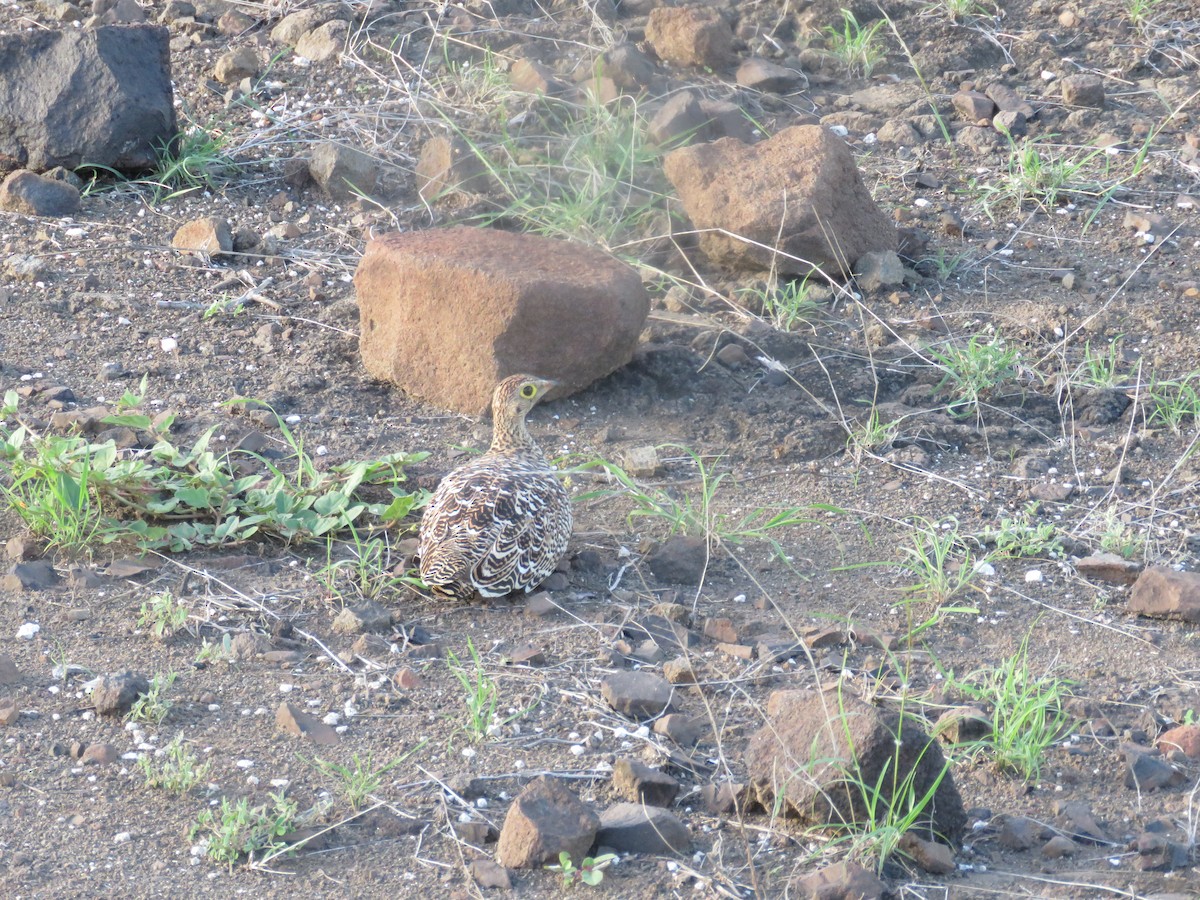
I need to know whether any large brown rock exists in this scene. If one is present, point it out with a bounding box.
[0,26,175,174]
[645,5,734,69]
[1129,567,1200,623]
[496,776,599,869]
[744,690,965,843]
[354,228,650,413]
[663,125,897,276]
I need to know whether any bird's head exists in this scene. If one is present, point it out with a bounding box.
[490,375,557,450]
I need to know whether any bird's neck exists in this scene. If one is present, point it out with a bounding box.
[490,417,534,453]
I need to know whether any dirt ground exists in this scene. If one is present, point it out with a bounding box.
[1,0,1199,897]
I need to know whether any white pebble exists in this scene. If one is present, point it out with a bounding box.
[16,623,39,640]
[113,832,132,844]
[235,759,254,769]
[160,337,178,352]
[569,745,585,756]
[462,747,476,759]
[1025,569,1044,583]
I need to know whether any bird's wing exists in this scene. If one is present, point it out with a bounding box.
[471,472,572,595]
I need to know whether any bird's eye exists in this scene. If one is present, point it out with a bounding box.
[520,384,537,399]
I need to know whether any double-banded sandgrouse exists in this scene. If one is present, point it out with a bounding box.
[418,375,572,600]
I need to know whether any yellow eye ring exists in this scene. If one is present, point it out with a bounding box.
[520,384,537,399]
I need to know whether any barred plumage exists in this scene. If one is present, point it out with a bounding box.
[418,375,572,601]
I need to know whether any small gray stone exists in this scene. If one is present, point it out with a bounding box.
[81,742,120,765]
[4,560,61,591]
[612,758,680,807]
[469,858,511,889]
[646,536,707,584]
[993,109,1027,136]
[601,671,673,719]
[1075,552,1142,586]
[735,57,803,93]
[596,802,689,853]
[171,216,232,258]
[0,170,81,217]
[1061,74,1105,108]
[1123,744,1185,791]
[1041,835,1078,858]
[213,46,258,84]
[898,832,955,873]
[92,671,149,717]
[996,815,1041,850]
[308,141,379,203]
[270,8,326,45]
[854,250,905,292]
[796,862,886,899]
[331,601,393,634]
[295,19,349,63]
[951,90,995,122]
[276,701,339,745]
[1129,567,1200,623]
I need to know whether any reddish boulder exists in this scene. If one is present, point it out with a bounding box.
[663,125,897,276]
[355,227,649,413]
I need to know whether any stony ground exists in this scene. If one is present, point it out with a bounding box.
[1,0,1200,897]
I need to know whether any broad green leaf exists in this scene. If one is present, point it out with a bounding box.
[176,487,212,509]
[101,413,153,429]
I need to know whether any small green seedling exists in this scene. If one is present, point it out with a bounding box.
[128,671,178,725]
[139,734,212,794]
[546,851,618,888]
[137,590,190,640]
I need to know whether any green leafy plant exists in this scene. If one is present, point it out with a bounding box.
[972,136,1108,219]
[923,0,994,19]
[425,52,668,254]
[148,119,236,199]
[943,633,1075,781]
[195,634,234,665]
[1093,505,1146,560]
[846,407,901,462]
[736,276,821,332]
[834,734,953,872]
[137,591,190,640]
[546,851,618,888]
[446,638,502,743]
[128,671,178,725]
[841,518,983,644]
[0,392,427,553]
[1146,373,1200,433]
[824,10,887,78]
[139,734,212,794]
[318,525,425,604]
[190,790,299,867]
[305,746,424,811]
[1127,0,1162,28]
[0,423,105,554]
[930,334,1020,416]
[979,503,1063,559]
[574,445,822,559]
[1071,337,1126,389]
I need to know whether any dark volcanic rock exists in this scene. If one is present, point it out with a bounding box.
[0,26,175,173]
